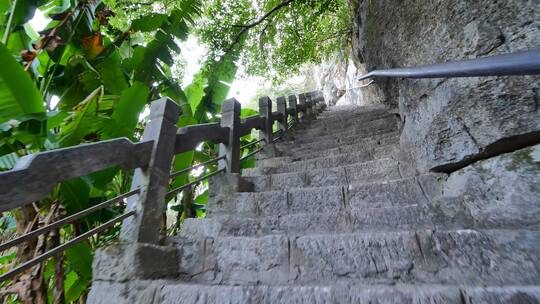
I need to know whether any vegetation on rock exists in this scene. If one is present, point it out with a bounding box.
[0,0,352,302]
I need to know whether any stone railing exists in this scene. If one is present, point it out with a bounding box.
[0,90,326,282]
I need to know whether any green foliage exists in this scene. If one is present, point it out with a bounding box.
[0,42,45,124]
[0,0,339,301]
[0,0,222,302]
[197,0,353,81]
[111,82,150,136]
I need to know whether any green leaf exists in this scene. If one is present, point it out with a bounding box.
[192,203,205,210]
[194,190,208,205]
[10,0,40,25]
[56,86,105,147]
[111,82,149,135]
[64,242,92,301]
[0,252,16,264]
[0,152,18,170]
[184,72,207,114]
[131,14,168,32]
[59,178,90,215]
[240,155,256,169]
[65,242,93,281]
[0,42,45,124]
[163,82,190,115]
[97,51,128,95]
[241,108,258,118]
[170,204,184,213]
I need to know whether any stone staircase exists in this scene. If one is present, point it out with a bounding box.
[89,105,540,303]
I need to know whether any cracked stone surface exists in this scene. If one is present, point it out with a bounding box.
[89,105,540,303]
[350,0,540,172]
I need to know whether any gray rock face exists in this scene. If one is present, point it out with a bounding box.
[350,0,540,172]
[443,144,540,229]
[89,106,540,303]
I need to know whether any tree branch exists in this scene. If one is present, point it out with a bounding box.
[223,0,296,55]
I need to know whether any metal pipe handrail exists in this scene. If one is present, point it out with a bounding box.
[167,168,226,197]
[0,211,135,283]
[358,49,540,80]
[240,138,266,150]
[240,147,264,161]
[0,189,139,253]
[170,156,225,178]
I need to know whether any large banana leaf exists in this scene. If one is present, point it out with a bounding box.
[110,82,150,136]
[0,42,45,123]
[56,86,106,147]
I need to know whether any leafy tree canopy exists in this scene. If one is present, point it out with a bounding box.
[196,0,352,81]
[104,0,353,82]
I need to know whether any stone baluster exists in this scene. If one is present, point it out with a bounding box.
[218,98,241,174]
[121,98,180,244]
[259,96,278,156]
[298,93,307,122]
[276,96,288,133]
[288,95,299,125]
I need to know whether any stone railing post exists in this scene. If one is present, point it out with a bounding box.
[121,98,180,244]
[288,95,299,124]
[276,96,288,133]
[218,98,241,174]
[259,96,278,156]
[316,91,326,113]
[306,94,316,120]
[298,93,309,122]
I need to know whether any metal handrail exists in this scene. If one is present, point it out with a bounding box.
[170,156,225,178]
[0,189,139,253]
[358,49,540,80]
[240,147,264,161]
[0,211,135,282]
[167,168,226,197]
[240,138,266,150]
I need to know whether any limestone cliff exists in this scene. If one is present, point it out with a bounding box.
[309,51,384,107]
[349,0,540,173]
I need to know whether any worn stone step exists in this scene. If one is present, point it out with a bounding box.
[284,132,400,160]
[304,107,393,131]
[207,175,441,218]
[283,115,399,146]
[245,146,398,175]
[208,173,540,233]
[284,114,400,144]
[244,158,402,191]
[185,199,490,239]
[207,185,346,218]
[183,210,354,237]
[171,229,540,286]
[281,126,400,156]
[183,204,446,238]
[89,281,540,304]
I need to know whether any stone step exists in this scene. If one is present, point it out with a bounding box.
[281,126,400,156]
[245,145,399,175]
[304,107,393,131]
[244,158,402,191]
[171,229,540,286]
[207,175,440,218]
[207,185,346,218]
[89,281,540,304]
[183,204,447,238]
[284,132,400,160]
[284,115,399,146]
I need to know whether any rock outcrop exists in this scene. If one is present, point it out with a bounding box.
[310,52,384,107]
[349,0,540,172]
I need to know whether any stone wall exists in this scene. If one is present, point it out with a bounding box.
[349,0,540,173]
